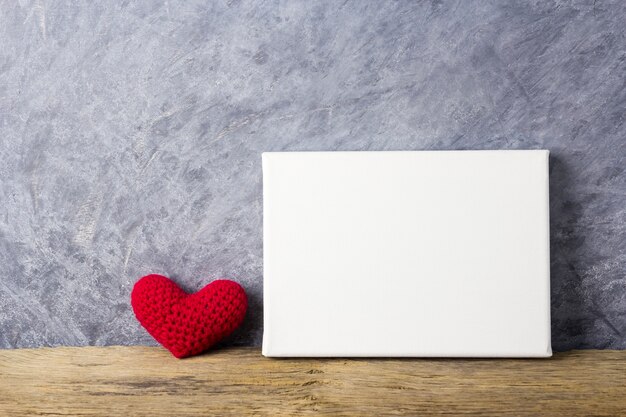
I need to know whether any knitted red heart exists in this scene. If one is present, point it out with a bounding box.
[131,274,247,358]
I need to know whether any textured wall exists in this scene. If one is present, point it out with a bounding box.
[0,0,625,350]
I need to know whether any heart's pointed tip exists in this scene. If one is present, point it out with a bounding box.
[171,350,190,359]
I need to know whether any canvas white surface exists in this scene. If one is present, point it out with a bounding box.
[262,150,551,357]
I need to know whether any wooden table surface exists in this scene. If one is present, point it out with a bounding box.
[0,347,624,416]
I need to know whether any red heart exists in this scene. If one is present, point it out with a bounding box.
[131,274,247,358]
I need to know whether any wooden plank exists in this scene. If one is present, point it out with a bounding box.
[0,347,624,416]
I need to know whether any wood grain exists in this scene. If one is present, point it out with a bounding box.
[0,347,624,416]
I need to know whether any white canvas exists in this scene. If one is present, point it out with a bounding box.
[262,150,551,357]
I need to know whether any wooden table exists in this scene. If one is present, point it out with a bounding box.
[1,347,624,416]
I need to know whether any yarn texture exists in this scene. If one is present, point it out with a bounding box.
[131,274,247,358]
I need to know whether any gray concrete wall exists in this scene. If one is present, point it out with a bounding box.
[0,0,624,350]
